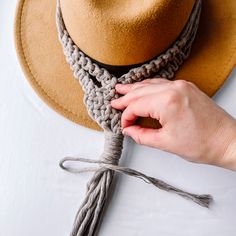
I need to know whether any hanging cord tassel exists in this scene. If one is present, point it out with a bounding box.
[60,131,124,236]
[60,131,213,236]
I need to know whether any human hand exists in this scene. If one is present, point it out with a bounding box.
[111,78,236,171]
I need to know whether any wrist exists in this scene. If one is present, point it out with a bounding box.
[213,119,236,171]
[220,134,236,171]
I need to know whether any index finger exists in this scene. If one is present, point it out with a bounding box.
[115,78,169,95]
[121,94,160,128]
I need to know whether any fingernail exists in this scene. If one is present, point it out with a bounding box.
[110,99,116,105]
[114,84,120,89]
[122,128,129,136]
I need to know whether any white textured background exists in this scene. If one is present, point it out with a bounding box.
[1,1,236,236]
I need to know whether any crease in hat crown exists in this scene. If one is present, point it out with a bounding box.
[59,0,196,66]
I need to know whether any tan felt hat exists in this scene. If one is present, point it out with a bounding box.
[14,0,236,131]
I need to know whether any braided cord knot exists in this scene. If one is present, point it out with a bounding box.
[100,131,124,165]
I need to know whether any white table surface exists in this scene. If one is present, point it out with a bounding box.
[1,1,236,236]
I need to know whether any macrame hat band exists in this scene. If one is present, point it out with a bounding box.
[15,0,236,130]
[55,0,214,235]
[56,0,201,134]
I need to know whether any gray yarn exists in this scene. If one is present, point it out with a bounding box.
[56,0,213,235]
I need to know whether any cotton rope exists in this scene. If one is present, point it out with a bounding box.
[56,0,213,235]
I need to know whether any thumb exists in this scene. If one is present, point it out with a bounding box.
[122,125,164,149]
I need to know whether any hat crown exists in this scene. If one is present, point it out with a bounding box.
[85,0,161,15]
[60,0,195,66]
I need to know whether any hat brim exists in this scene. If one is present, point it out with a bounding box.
[14,0,236,131]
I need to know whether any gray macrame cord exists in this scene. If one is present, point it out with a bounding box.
[56,0,213,235]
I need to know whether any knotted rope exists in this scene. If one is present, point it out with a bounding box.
[56,0,212,235]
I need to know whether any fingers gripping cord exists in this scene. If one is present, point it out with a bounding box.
[55,0,213,236]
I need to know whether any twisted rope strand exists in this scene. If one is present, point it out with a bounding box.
[60,155,213,208]
[55,1,213,236]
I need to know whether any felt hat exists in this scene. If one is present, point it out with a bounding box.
[14,0,236,132]
[14,1,235,235]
